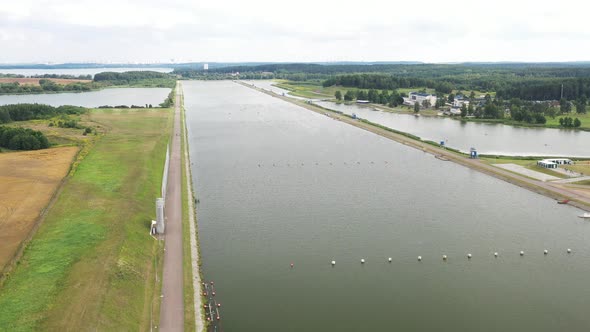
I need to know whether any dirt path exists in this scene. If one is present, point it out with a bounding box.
[238,81,590,212]
[159,84,185,331]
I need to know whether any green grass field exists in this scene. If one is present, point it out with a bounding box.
[0,108,171,331]
[544,112,590,129]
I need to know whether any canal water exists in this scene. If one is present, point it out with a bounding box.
[315,101,590,157]
[0,88,171,108]
[184,81,590,332]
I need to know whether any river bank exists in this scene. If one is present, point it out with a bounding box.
[238,81,590,212]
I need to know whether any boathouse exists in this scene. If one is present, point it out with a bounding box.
[537,158,572,169]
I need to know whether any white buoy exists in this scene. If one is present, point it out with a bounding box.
[520,251,525,256]
[331,260,336,266]
[544,249,548,255]
[442,255,447,260]
[467,253,472,259]
[417,256,422,261]
[361,259,365,264]
[567,248,572,253]
[494,252,498,257]
[388,257,392,262]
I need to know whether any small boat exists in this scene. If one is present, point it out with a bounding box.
[557,199,570,204]
[578,213,590,219]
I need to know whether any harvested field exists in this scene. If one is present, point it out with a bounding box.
[0,147,78,272]
[0,78,92,86]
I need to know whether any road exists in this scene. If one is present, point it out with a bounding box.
[239,81,590,212]
[159,83,184,331]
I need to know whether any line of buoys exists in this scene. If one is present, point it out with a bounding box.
[325,248,576,267]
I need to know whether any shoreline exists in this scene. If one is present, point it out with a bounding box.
[237,81,590,212]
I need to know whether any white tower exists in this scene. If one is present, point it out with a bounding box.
[204,63,209,70]
[156,198,165,234]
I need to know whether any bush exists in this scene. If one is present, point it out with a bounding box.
[0,126,50,150]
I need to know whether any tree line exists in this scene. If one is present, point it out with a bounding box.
[93,71,175,88]
[0,126,50,150]
[334,89,405,106]
[0,104,86,124]
[0,80,96,94]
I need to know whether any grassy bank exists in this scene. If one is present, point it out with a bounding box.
[0,108,171,331]
[180,96,197,330]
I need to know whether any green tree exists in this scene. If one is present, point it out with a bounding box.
[574,117,581,127]
[576,97,587,114]
[335,90,342,101]
[421,99,431,109]
[460,104,467,118]
[447,93,455,103]
[467,102,474,115]
[414,102,420,113]
[344,90,355,101]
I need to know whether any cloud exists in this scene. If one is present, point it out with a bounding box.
[1,0,589,63]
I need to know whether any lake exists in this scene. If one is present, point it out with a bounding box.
[0,67,173,77]
[315,101,590,157]
[184,81,589,332]
[0,88,171,108]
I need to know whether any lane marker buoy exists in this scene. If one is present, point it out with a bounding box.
[467,253,472,259]
[494,252,498,257]
[567,248,572,253]
[388,257,392,262]
[417,256,422,261]
[442,255,447,261]
[520,251,524,256]
[544,249,548,255]
[361,259,365,264]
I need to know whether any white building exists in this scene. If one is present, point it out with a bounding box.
[404,92,437,107]
[537,158,573,169]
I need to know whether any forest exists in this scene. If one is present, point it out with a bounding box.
[0,104,86,124]
[93,71,175,87]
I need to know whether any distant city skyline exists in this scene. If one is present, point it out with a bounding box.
[1,0,589,63]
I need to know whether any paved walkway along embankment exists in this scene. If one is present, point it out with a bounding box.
[159,84,185,331]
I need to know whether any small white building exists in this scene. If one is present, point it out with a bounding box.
[404,92,437,107]
[537,158,573,169]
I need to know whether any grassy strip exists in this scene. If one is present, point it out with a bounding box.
[181,98,197,330]
[0,108,171,331]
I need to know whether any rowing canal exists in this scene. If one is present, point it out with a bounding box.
[184,81,590,332]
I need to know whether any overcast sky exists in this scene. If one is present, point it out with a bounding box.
[1,0,588,64]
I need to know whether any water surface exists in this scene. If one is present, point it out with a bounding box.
[185,81,589,332]
[0,88,171,108]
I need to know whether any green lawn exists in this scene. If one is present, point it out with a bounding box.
[0,108,171,331]
[545,112,590,130]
